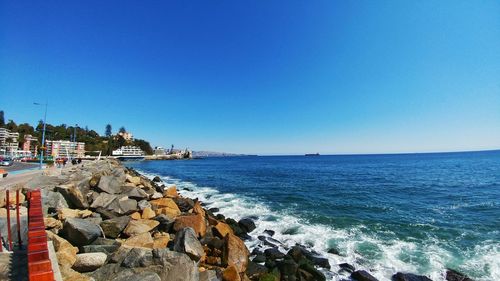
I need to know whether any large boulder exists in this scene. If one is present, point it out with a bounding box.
[123,232,155,248]
[173,214,207,237]
[57,208,92,220]
[138,200,152,211]
[123,186,149,200]
[96,175,123,194]
[213,222,234,238]
[90,193,118,209]
[100,216,130,238]
[392,273,432,281]
[46,231,79,268]
[352,270,379,281]
[121,247,154,268]
[41,189,69,214]
[56,184,89,209]
[174,227,205,261]
[150,198,181,218]
[238,218,256,233]
[224,233,250,273]
[123,219,159,237]
[152,248,199,281]
[61,218,101,246]
[446,269,473,281]
[72,252,107,272]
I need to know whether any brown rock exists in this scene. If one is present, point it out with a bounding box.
[173,214,207,237]
[44,217,63,230]
[155,207,181,219]
[57,208,93,220]
[206,256,222,266]
[46,231,79,268]
[0,190,25,208]
[126,175,141,185]
[223,265,241,281]
[130,212,141,220]
[123,219,159,237]
[150,197,180,210]
[193,201,206,217]
[163,185,178,198]
[122,232,154,248]
[141,207,156,219]
[153,233,170,249]
[214,222,233,238]
[224,233,249,273]
[60,266,93,281]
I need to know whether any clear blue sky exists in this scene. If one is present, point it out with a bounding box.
[1,1,499,154]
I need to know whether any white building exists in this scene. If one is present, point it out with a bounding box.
[112,146,144,156]
[46,140,85,158]
[118,131,134,141]
[0,127,19,156]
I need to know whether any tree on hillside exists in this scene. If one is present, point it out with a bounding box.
[105,124,112,137]
[119,126,126,134]
[133,139,154,155]
[0,111,4,127]
[5,120,17,131]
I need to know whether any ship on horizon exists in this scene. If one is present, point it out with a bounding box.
[305,153,320,156]
[112,146,145,161]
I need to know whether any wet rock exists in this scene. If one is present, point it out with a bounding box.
[445,269,473,281]
[209,207,220,213]
[122,247,154,268]
[392,272,432,281]
[246,261,268,279]
[339,262,355,273]
[56,184,89,209]
[352,270,379,281]
[100,216,130,238]
[226,218,247,237]
[72,252,107,272]
[173,214,207,237]
[224,233,250,273]
[263,229,275,236]
[152,176,161,183]
[238,218,256,233]
[327,247,341,255]
[152,248,199,281]
[299,263,326,281]
[173,227,205,261]
[258,235,280,248]
[252,254,266,263]
[97,175,123,194]
[278,259,299,281]
[265,247,285,260]
[123,219,159,237]
[61,217,101,246]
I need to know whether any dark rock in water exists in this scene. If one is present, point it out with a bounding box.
[152,176,162,182]
[338,262,355,273]
[173,197,195,212]
[239,233,252,241]
[252,254,266,263]
[278,259,299,281]
[392,272,432,281]
[299,263,326,281]
[265,259,277,269]
[215,214,226,221]
[100,216,130,239]
[173,227,205,261]
[238,218,256,233]
[122,247,154,268]
[264,229,275,236]
[226,218,247,237]
[246,261,268,279]
[351,270,379,281]
[61,217,101,246]
[327,247,341,255]
[258,235,280,247]
[446,269,473,281]
[251,247,264,256]
[265,247,285,260]
[209,207,220,213]
[154,214,174,232]
[286,244,330,269]
[183,187,193,192]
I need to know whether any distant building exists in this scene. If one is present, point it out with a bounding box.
[154,146,167,156]
[0,127,20,155]
[46,140,85,158]
[22,134,38,156]
[118,131,134,141]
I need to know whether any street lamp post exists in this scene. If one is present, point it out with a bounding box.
[34,102,48,170]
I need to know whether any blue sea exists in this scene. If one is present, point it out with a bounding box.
[127,150,500,281]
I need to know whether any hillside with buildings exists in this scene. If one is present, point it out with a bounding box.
[0,110,153,160]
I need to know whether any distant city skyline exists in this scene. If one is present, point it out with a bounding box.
[1,1,499,155]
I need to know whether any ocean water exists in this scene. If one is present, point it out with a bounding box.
[127,151,500,281]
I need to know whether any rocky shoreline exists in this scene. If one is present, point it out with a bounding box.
[10,159,474,281]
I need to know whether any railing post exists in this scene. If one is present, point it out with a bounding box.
[6,190,13,251]
[16,190,22,248]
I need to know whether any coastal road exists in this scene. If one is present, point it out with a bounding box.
[0,162,42,190]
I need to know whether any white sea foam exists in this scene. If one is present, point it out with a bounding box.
[138,170,499,281]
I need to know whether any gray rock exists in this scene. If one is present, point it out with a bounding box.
[151,192,162,199]
[138,200,152,211]
[352,270,379,281]
[56,184,89,209]
[123,187,149,200]
[154,214,174,232]
[72,252,107,272]
[90,193,118,209]
[238,218,256,233]
[91,237,121,246]
[200,269,221,281]
[26,174,66,189]
[41,189,69,214]
[122,248,154,268]
[80,244,120,255]
[446,269,473,281]
[87,263,130,280]
[97,175,123,194]
[117,197,138,214]
[61,218,101,246]
[110,246,132,264]
[152,248,199,281]
[100,216,130,239]
[114,271,162,281]
[173,227,205,261]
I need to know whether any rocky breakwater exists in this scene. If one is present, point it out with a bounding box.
[18,159,321,281]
